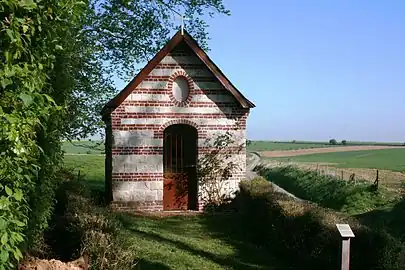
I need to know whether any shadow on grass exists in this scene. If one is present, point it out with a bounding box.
[356,199,405,241]
[117,213,294,270]
[134,260,171,270]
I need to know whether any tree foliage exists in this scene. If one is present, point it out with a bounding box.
[1,0,229,267]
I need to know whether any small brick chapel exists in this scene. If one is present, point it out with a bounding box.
[101,29,255,211]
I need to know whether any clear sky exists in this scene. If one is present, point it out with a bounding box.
[114,0,405,142]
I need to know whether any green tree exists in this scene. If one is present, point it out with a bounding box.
[341,140,347,145]
[0,0,230,267]
[329,139,337,145]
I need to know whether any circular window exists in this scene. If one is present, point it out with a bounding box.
[172,77,190,102]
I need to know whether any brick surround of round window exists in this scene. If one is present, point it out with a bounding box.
[167,70,193,107]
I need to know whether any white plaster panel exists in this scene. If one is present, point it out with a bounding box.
[127,93,170,102]
[149,68,212,77]
[160,55,201,65]
[112,155,163,173]
[198,130,246,147]
[125,106,231,114]
[126,93,236,104]
[112,181,163,202]
[137,81,168,89]
[198,153,246,171]
[112,130,162,147]
[121,117,237,126]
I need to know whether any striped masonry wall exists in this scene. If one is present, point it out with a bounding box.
[110,45,249,211]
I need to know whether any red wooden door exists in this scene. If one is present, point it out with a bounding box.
[163,124,197,210]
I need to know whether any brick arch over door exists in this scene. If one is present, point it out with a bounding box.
[155,119,202,139]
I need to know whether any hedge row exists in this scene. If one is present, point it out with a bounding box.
[255,165,394,215]
[234,178,404,269]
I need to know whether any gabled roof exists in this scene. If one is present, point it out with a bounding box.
[101,29,255,116]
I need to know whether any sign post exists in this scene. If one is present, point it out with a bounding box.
[336,224,355,270]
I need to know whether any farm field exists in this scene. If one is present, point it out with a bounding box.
[264,148,405,172]
[62,140,104,154]
[247,141,336,152]
[63,154,105,189]
[247,140,404,152]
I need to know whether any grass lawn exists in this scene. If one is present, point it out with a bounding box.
[62,154,294,269]
[117,213,293,269]
[269,148,405,172]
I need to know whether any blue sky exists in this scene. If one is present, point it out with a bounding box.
[114,0,405,142]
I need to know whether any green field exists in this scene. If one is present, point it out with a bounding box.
[62,140,104,154]
[63,154,105,189]
[247,141,335,152]
[247,140,404,152]
[269,148,405,172]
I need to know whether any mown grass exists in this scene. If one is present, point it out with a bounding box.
[270,148,405,172]
[59,155,293,269]
[116,213,292,270]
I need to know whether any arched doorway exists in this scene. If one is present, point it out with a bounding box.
[163,124,198,210]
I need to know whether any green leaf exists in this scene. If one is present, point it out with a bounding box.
[6,29,14,40]
[14,220,25,227]
[1,233,8,245]
[38,63,43,70]
[20,0,36,8]
[14,189,23,201]
[13,248,22,260]
[22,25,29,33]
[0,250,9,262]
[4,186,12,196]
[1,78,12,89]
[55,45,63,50]
[43,94,56,105]
[19,93,33,107]
[0,218,6,230]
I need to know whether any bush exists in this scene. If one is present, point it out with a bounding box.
[342,140,347,145]
[45,178,136,269]
[236,180,405,269]
[329,139,338,145]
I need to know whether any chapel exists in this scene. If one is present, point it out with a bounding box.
[102,29,255,211]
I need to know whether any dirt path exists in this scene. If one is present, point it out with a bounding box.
[260,145,403,158]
